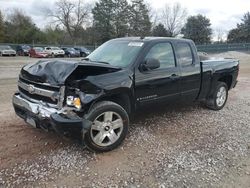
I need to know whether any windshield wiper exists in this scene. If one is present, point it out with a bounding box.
[81,57,90,61]
[81,57,109,65]
[92,60,110,65]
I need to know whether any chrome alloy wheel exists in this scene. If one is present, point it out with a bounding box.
[216,86,227,107]
[90,111,124,147]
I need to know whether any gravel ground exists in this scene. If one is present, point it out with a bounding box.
[0,53,250,187]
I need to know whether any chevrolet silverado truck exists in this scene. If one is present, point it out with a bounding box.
[13,37,239,152]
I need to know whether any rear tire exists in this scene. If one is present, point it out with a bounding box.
[205,81,228,110]
[83,101,129,152]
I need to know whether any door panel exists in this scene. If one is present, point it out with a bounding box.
[135,68,181,104]
[175,42,201,101]
[135,42,181,105]
[180,63,201,101]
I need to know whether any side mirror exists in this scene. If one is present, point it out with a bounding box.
[140,58,160,71]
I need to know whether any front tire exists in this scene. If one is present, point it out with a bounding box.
[205,81,228,110]
[83,101,129,152]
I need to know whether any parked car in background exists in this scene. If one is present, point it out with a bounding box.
[44,46,65,57]
[74,47,91,57]
[0,45,16,56]
[29,47,49,58]
[16,45,31,56]
[62,47,80,57]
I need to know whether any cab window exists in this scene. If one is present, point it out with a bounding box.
[176,43,193,66]
[145,42,176,69]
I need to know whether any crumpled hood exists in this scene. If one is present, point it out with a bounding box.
[20,60,121,85]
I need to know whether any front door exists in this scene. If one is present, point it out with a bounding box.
[135,42,181,105]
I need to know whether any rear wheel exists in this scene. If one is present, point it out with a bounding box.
[83,101,129,152]
[205,82,228,110]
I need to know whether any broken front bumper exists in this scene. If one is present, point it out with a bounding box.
[12,93,91,134]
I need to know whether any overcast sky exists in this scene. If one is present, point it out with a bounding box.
[0,0,249,37]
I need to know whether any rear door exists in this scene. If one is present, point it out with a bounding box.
[135,42,181,104]
[175,42,201,101]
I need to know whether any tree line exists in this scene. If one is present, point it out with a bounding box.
[0,0,249,46]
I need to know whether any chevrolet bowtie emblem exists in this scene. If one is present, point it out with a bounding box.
[27,85,35,94]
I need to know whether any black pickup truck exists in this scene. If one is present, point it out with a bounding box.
[13,37,239,152]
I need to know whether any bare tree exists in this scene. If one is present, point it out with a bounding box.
[144,2,157,28]
[161,3,187,37]
[48,0,91,42]
[215,28,226,43]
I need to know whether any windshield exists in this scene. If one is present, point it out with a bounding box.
[68,48,75,51]
[34,47,44,52]
[87,40,144,67]
[51,47,61,50]
[22,46,30,50]
[0,46,12,50]
[75,47,87,51]
[81,47,89,51]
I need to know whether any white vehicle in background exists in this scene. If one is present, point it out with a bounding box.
[44,46,65,57]
[0,45,16,56]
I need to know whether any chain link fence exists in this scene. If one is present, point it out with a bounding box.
[197,43,250,53]
[0,43,97,51]
[1,42,250,53]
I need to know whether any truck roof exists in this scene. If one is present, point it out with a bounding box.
[111,37,193,43]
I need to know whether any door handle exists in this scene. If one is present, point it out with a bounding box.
[170,74,180,80]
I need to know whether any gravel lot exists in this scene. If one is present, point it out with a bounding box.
[0,53,250,187]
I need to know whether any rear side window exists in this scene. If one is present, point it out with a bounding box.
[176,43,193,66]
[145,42,175,69]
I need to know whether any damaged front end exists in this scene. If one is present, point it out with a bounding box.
[12,83,92,136]
[12,59,120,135]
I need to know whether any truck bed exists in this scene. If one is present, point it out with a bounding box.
[198,58,239,100]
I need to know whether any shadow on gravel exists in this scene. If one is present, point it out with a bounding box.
[60,102,204,147]
[132,102,201,124]
[26,101,204,152]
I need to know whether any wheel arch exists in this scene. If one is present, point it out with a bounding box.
[86,92,134,117]
[218,75,233,90]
